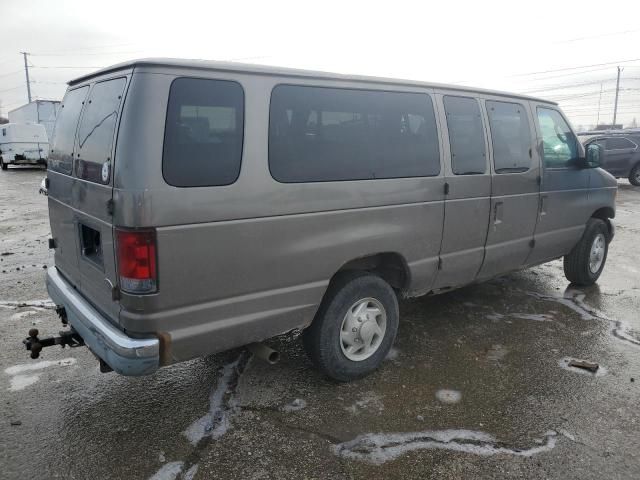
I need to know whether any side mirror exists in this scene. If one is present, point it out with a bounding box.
[584,143,603,168]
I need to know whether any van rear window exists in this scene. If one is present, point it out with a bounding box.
[76,78,127,184]
[269,85,440,183]
[49,86,89,175]
[163,78,244,187]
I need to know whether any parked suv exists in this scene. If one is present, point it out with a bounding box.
[581,133,640,186]
[35,59,617,381]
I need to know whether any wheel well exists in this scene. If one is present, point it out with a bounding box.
[591,207,615,239]
[332,252,410,291]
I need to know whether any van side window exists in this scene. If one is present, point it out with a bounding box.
[76,78,126,183]
[49,86,89,175]
[163,78,244,187]
[606,137,636,150]
[443,96,486,175]
[269,85,440,182]
[486,100,531,173]
[536,107,578,168]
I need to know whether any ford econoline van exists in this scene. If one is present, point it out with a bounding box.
[33,59,616,381]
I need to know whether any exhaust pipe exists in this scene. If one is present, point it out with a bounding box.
[247,343,280,365]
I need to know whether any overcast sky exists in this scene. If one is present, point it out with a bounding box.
[1,0,639,128]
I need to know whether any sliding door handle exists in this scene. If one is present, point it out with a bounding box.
[493,202,504,225]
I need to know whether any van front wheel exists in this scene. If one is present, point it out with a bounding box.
[563,218,609,286]
[629,163,640,186]
[303,272,399,382]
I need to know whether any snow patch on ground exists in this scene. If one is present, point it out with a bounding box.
[182,464,199,480]
[5,358,76,376]
[511,313,554,322]
[346,392,384,414]
[435,389,462,404]
[183,356,244,445]
[10,307,46,321]
[333,429,558,464]
[385,347,400,361]
[0,299,55,309]
[9,374,40,391]
[148,461,184,480]
[282,398,307,412]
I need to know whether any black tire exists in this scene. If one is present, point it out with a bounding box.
[563,218,609,286]
[303,271,399,382]
[629,163,640,186]
[0,158,7,171]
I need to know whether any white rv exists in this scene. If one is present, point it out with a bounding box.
[0,123,48,170]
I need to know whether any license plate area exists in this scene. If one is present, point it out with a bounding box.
[79,223,104,268]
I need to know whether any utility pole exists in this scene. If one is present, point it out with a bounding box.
[612,66,622,127]
[596,82,603,126]
[20,51,32,104]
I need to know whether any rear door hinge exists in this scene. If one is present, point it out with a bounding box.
[536,175,542,186]
[444,182,450,195]
[437,257,443,270]
[106,199,115,216]
[529,239,536,248]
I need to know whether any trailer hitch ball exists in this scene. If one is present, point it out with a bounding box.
[26,329,43,359]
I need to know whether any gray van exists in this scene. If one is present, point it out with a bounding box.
[32,59,616,381]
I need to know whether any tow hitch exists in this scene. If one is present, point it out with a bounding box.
[22,306,85,359]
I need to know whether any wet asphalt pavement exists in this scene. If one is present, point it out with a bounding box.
[1,168,639,479]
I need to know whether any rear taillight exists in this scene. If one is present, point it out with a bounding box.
[116,229,157,294]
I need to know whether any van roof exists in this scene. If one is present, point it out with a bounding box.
[68,57,557,105]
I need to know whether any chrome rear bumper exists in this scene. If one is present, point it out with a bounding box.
[46,267,159,376]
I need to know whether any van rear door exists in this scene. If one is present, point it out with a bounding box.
[48,76,128,323]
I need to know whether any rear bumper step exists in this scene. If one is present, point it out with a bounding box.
[46,267,160,376]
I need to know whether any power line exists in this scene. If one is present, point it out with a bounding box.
[555,28,640,44]
[0,69,22,78]
[0,85,24,93]
[509,58,640,77]
[30,65,105,69]
[30,50,145,57]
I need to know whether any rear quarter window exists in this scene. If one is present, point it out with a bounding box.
[163,77,244,187]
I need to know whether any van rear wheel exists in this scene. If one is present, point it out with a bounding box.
[303,272,399,382]
[0,158,7,170]
[629,163,640,186]
[563,218,609,286]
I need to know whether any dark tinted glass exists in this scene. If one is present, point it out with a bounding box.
[49,86,88,175]
[76,78,126,183]
[606,137,635,150]
[486,100,532,173]
[443,96,486,175]
[537,107,578,168]
[163,78,244,187]
[269,85,439,182]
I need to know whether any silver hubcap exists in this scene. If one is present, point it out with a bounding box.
[589,233,606,274]
[340,297,387,361]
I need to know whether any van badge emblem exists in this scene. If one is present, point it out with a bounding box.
[101,162,110,182]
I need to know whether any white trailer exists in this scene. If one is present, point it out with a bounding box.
[0,123,48,170]
[8,100,60,140]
